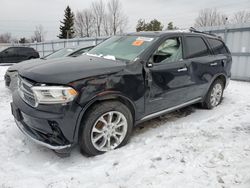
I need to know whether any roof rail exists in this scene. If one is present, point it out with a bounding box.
[189,27,218,37]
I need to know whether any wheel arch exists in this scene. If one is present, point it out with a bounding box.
[203,73,227,101]
[73,92,136,142]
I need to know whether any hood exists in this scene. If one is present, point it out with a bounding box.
[18,55,126,84]
[7,59,44,72]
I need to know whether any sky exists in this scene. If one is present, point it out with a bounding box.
[0,0,250,40]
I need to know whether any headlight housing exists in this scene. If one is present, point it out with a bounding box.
[31,86,78,105]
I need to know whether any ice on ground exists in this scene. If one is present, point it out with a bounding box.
[0,66,250,188]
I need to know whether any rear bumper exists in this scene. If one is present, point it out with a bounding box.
[11,91,83,150]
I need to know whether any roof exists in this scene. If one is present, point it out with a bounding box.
[127,29,220,39]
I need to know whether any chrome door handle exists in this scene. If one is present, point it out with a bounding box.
[177,67,188,72]
[210,62,218,66]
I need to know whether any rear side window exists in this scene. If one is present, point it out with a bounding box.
[207,38,228,55]
[20,48,33,53]
[185,36,210,58]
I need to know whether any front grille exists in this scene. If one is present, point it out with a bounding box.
[18,77,37,107]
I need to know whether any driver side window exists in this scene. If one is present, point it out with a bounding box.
[150,37,183,64]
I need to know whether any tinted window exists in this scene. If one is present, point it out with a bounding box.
[207,38,228,55]
[150,37,183,63]
[4,47,17,54]
[185,36,210,58]
[21,48,35,53]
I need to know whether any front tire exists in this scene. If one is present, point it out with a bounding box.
[202,79,224,109]
[79,101,133,156]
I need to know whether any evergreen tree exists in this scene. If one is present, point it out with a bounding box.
[146,19,164,31]
[19,37,28,44]
[58,6,75,39]
[135,19,164,31]
[167,22,174,30]
[167,22,178,30]
[136,19,146,32]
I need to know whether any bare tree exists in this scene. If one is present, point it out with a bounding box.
[232,11,250,24]
[92,0,105,36]
[74,9,95,37]
[107,0,128,35]
[0,33,12,43]
[194,8,228,27]
[32,25,46,42]
[102,13,111,36]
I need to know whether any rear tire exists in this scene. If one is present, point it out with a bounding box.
[202,79,224,109]
[79,101,133,156]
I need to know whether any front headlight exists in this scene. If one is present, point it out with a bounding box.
[31,86,78,105]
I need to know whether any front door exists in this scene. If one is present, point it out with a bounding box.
[145,36,198,115]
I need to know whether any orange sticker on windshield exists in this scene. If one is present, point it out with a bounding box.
[132,40,144,46]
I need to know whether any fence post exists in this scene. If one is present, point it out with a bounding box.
[52,41,54,52]
[42,43,45,57]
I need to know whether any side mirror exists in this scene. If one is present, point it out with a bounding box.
[4,51,8,54]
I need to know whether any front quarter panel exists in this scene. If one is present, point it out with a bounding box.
[72,61,145,120]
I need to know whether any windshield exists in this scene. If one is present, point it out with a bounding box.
[44,48,75,60]
[87,35,157,61]
[70,46,94,57]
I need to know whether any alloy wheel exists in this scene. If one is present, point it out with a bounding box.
[91,111,128,152]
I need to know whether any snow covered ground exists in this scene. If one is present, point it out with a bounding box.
[0,66,250,188]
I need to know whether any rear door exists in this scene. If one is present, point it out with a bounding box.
[145,35,200,115]
[206,37,232,77]
[182,35,216,96]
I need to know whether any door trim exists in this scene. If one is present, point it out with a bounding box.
[140,97,202,122]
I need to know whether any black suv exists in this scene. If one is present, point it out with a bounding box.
[0,46,39,65]
[11,30,232,156]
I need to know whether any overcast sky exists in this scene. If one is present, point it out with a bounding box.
[0,0,250,40]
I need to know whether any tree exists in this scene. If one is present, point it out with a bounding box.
[136,19,163,31]
[102,13,111,36]
[58,6,75,39]
[31,25,46,42]
[19,37,30,44]
[166,22,178,30]
[107,0,128,35]
[92,0,105,36]
[136,19,147,32]
[194,8,228,27]
[232,11,250,24]
[145,19,164,31]
[74,9,95,37]
[167,22,173,30]
[0,33,12,43]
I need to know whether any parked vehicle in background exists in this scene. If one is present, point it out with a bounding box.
[11,29,232,157]
[42,45,94,59]
[5,45,94,92]
[0,47,39,66]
